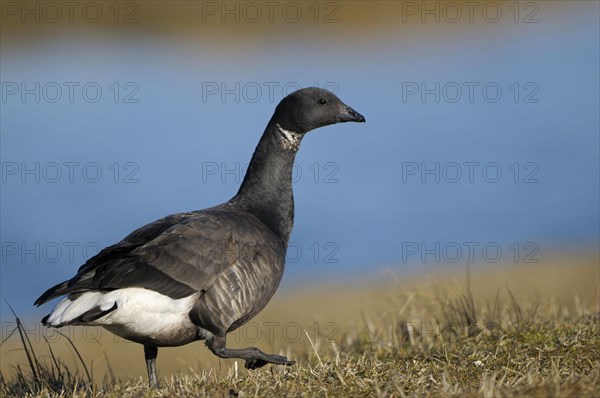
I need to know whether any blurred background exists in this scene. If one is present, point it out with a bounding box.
[1,0,598,330]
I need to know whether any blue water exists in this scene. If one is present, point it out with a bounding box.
[1,4,599,320]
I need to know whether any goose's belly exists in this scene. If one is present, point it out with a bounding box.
[102,320,201,347]
[194,255,286,334]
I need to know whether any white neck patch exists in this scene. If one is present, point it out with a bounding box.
[276,123,301,150]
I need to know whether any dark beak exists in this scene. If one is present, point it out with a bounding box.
[339,105,366,123]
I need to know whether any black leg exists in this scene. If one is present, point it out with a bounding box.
[144,345,159,388]
[206,335,295,369]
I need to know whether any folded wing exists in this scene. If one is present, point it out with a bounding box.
[34,206,283,306]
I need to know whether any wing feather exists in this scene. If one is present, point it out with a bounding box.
[35,206,282,306]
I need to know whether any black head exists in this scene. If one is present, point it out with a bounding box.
[272,87,365,134]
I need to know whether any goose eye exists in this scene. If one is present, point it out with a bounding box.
[318,98,327,105]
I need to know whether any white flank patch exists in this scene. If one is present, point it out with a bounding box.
[46,288,199,338]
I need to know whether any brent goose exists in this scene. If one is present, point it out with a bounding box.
[35,87,365,387]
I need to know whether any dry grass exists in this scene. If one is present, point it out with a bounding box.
[1,256,599,397]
